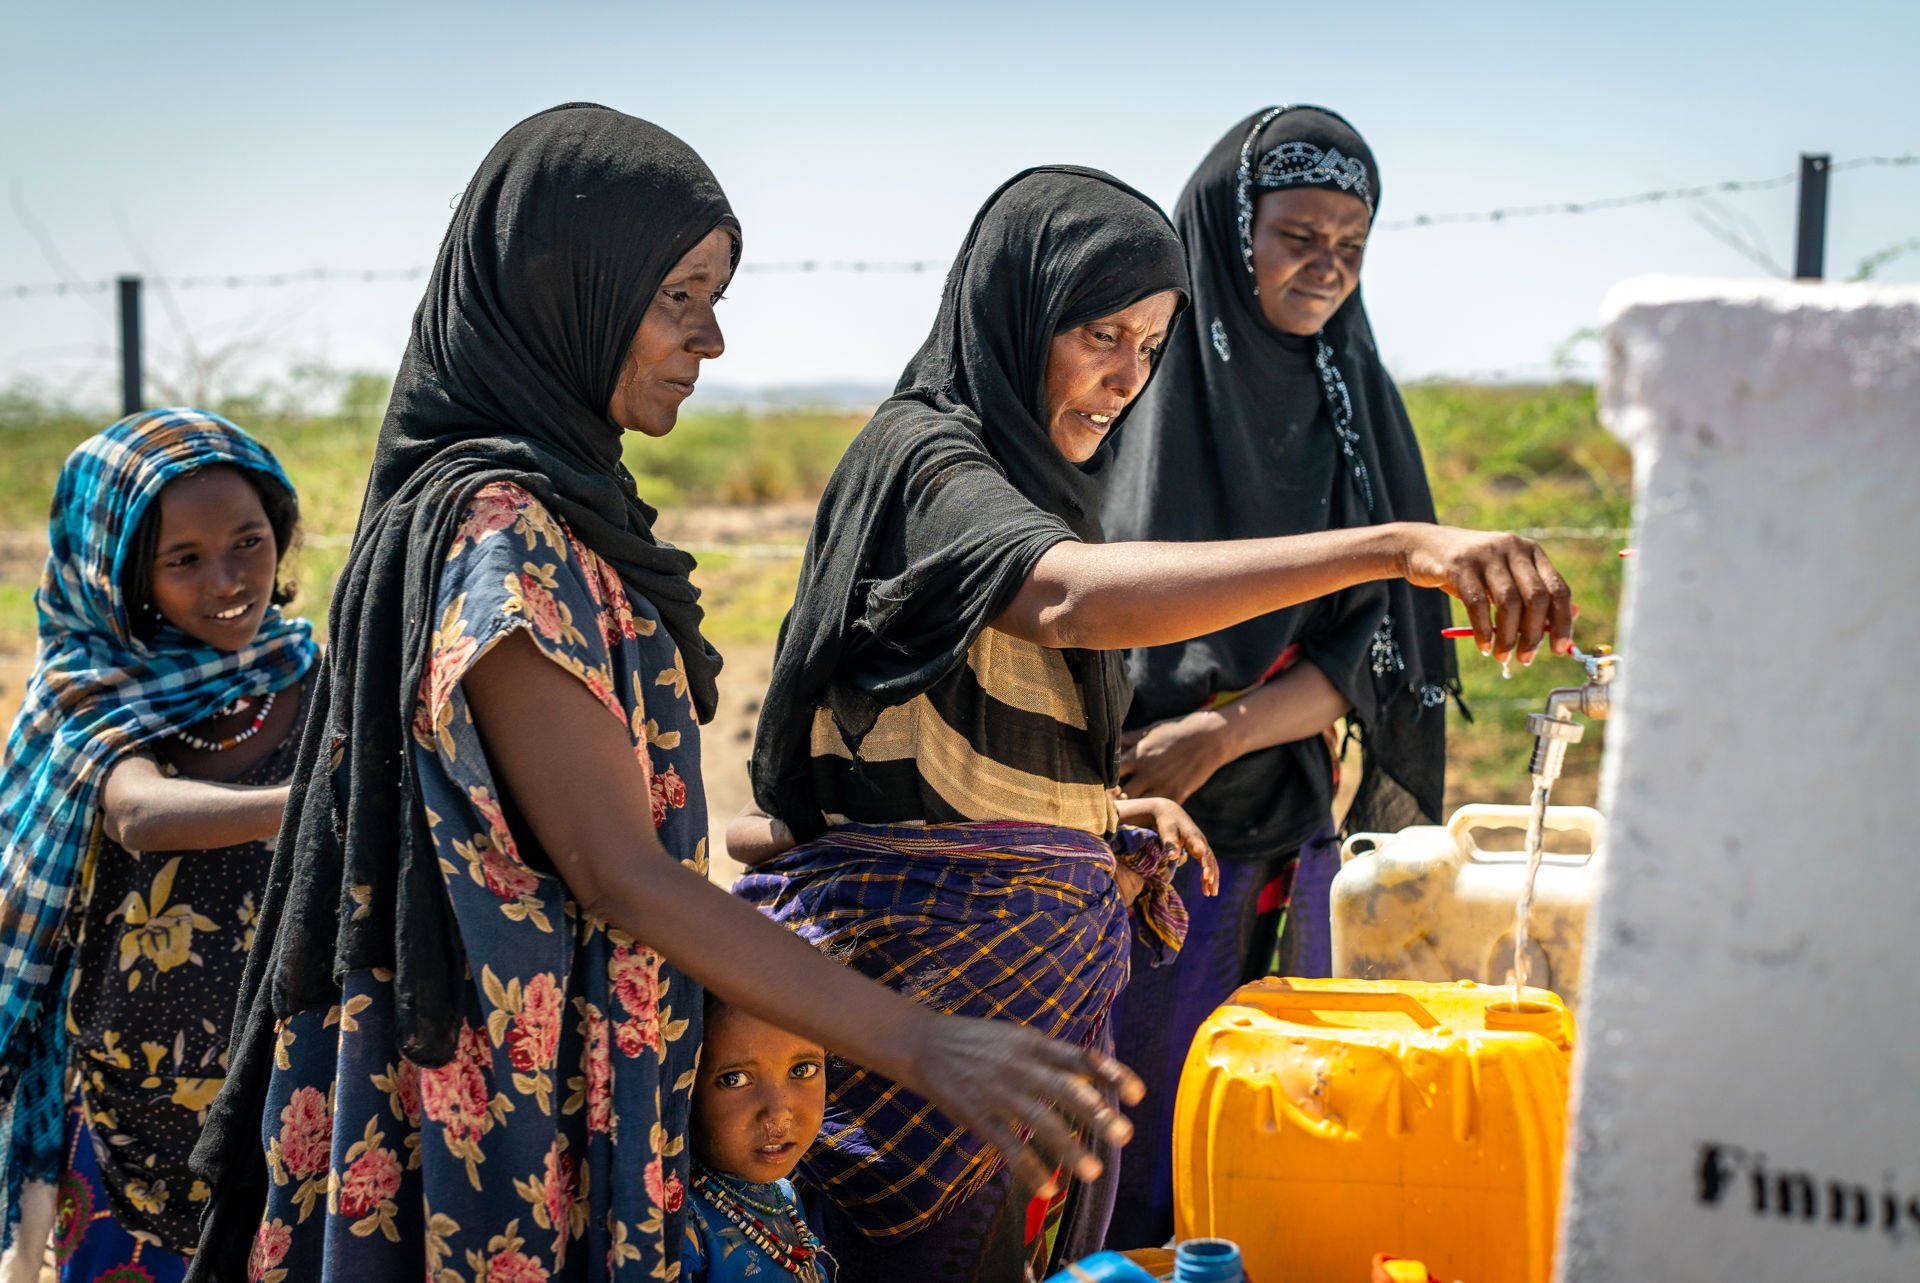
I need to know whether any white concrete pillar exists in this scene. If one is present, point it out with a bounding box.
[1558,278,1920,1280]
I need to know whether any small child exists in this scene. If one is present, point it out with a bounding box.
[682,993,833,1282]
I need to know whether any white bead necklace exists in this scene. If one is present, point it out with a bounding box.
[173,689,276,753]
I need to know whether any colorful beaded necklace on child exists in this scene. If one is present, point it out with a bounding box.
[690,1162,824,1279]
[171,689,276,752]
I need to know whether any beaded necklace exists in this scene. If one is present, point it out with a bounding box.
[690,1163,824,1279]
[172,689,276,752]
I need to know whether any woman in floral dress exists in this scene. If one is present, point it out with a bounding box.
[249,480,705,1278]
[186,105,1140,1283]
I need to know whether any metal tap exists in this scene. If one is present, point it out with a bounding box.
[1526,645,1620,788]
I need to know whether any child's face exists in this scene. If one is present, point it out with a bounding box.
[147,466,279,650]
[692,1006,826,1184]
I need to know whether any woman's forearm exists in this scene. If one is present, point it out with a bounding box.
[999,526,1403,651]
[1215,661,1350,758]
[724,804,795,868]
[1115,662,1351,805]
[101,756,290,851]
[996,521,1572,662]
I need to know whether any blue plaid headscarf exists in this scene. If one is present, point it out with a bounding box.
[0,409,316,1244]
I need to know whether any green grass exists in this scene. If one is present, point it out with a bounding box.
[1405,382,1632,808]
[693,551,805,650]
[0,384,1632,809]
[622,409,862,506]
[0,580,37,655]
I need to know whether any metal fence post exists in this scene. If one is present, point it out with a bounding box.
[1793,154,1830,280]
[117,274,143,415]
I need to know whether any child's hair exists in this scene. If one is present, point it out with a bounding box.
[121,463,302,639]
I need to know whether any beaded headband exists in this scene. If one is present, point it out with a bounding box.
[1234,105,1376,285]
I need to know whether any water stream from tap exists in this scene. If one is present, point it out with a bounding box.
[1512,775,1553,1007]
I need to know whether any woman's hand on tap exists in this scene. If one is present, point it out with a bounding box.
[1398,525,1575,664]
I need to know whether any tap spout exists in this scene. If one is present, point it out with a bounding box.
[1526,701,1584,787]
[1526,659,1618,788]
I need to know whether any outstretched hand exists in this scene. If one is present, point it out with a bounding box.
[1399,525,1575,663]
[902,1014,1145,1198]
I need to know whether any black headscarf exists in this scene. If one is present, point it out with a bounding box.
[750,167,1189,839]
[188,104,738,1279]
[1105,106,1458,854]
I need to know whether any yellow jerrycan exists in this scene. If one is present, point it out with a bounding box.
[1329,803,1603,1011]
[1173,977,1574,1283]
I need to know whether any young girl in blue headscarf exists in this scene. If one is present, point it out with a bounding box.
[0,408,316,1281]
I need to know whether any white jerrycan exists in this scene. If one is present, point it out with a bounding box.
[1328,803,1604,1011]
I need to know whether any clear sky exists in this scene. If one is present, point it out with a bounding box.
[5,0,1917,408]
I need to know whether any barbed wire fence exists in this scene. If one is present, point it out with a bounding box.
[5,154,1914,302]
[0,152,1913,419]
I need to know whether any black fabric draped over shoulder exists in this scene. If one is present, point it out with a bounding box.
[1104,106,1459,855]
[188,104,738,1280]
[750,167,1189,840]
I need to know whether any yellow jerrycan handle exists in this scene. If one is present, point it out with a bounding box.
[1240,981,1443,1029]
[1446,803,1604,862]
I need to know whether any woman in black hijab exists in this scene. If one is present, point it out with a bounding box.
[739,165,1572,1278]
[185,108,1143,1283]
[1100,105,1459,1244]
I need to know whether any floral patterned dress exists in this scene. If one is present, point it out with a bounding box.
[247,483,708,1282]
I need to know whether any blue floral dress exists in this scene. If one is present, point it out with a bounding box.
[246,483,708,1282]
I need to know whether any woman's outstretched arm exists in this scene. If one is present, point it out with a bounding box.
[994,522,1572,665]
[464,631,1140,1195]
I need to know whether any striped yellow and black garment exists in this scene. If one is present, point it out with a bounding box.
[808,626,1119,838]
